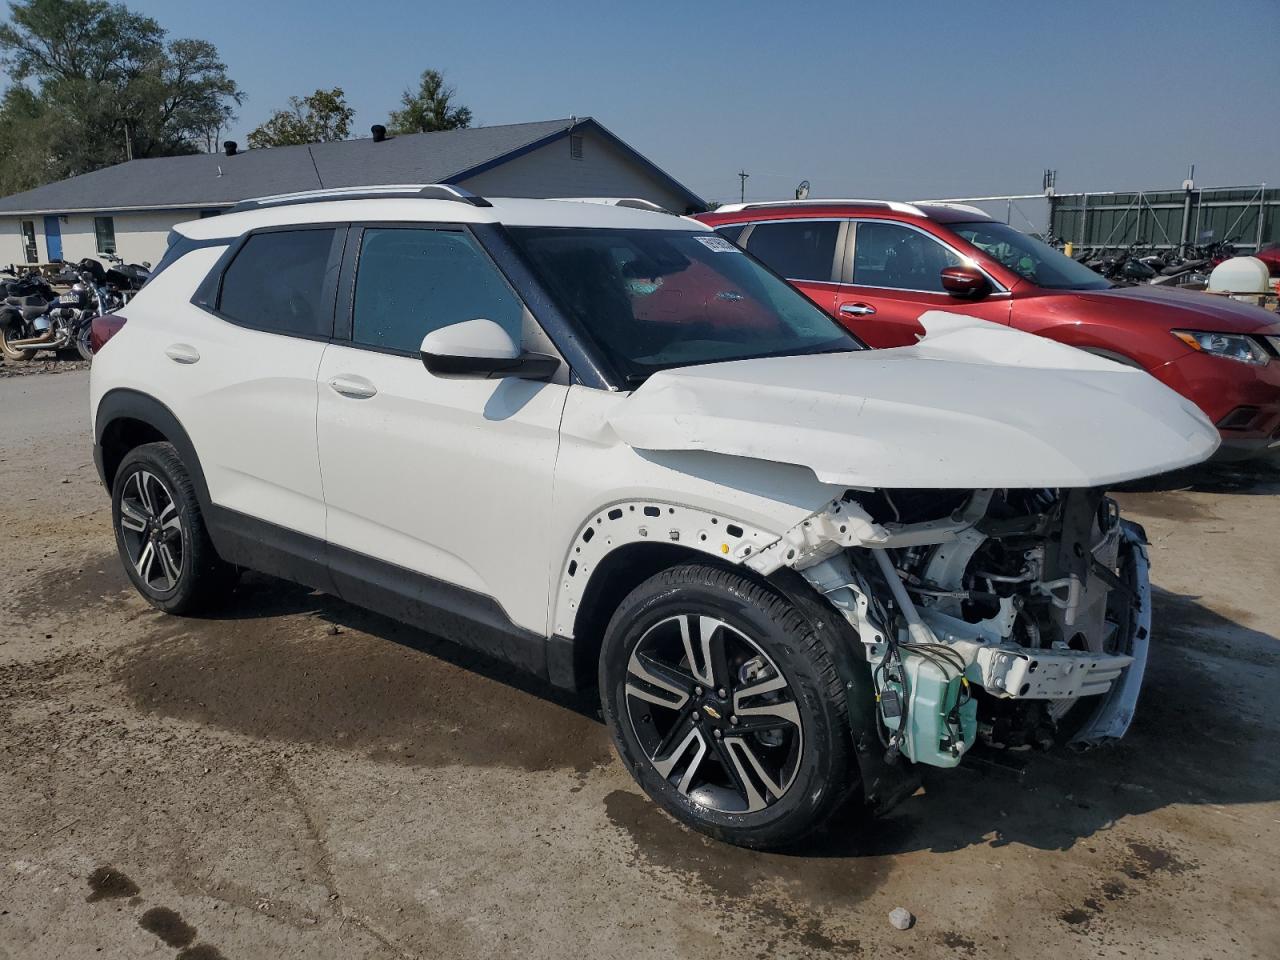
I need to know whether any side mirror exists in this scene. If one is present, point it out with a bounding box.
[419,318,559,380]
[940,264,991,299]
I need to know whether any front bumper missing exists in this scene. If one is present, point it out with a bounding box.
[916,521,1151,738]
[1069,522,1151,745]
[800,512,1153,757]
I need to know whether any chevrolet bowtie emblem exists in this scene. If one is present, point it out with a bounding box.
[702,705,722,720]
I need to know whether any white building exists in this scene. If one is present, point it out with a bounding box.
[0,117,704,267]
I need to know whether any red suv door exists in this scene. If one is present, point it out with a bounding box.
[737,219,845,316]
[833,219,1010,346]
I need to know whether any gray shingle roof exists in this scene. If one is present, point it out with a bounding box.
[0,118,580,214]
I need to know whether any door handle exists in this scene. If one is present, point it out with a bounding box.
[164,343,200,364]
[328,374,378,400]
[839,302,877,317]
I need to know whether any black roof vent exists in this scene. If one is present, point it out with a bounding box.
[371,124,387,143]
[223,141,237,156]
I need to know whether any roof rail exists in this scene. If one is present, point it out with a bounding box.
[714,199,925,216]
[550,196,673,214]
[228,183,492,213]
[911,200,990,217]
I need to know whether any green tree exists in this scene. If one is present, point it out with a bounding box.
[246,87,353,148]
[388,68,471,135]
[0,0,243,190]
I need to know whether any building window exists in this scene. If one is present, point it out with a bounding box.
[569,134,584,160]
[94,216,117,255]
[20,220,38,263]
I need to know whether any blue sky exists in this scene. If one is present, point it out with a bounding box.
[11,0,1280,204]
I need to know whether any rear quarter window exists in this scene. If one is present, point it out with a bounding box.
[744,220,840,282]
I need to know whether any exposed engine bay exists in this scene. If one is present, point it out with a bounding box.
[752,487,1150,770]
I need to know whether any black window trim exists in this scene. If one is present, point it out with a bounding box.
[332,220,540,362]
[192,222,349,343]
[331,220,616,390]
[737,217,848,285]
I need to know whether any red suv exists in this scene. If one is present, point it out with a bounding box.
[696,201,1280,461]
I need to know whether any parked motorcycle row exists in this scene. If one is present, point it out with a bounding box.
[1061,236,1280,290]
[1061,239,1219,286]
[0,254,149,363]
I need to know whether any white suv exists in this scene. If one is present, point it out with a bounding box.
[90,185,1218,849]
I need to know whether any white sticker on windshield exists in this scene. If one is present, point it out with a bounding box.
[692,235,740,253]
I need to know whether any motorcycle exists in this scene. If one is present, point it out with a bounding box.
[79,254,150,303]
[0,265,119,362]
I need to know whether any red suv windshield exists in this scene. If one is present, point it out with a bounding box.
[950,221,1111,291]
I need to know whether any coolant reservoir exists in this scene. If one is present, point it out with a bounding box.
[1207,256,1271,294]
[877,651,977,768]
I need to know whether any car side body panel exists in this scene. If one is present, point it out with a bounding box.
[317,340,569,635]
[92,245,331,539]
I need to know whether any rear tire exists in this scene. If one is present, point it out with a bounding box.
[599,562,860,849]
[0,323,30,362]
[111,442,235,614]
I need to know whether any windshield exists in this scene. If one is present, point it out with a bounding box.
[508,227,862,382]
[950,221,1111,291]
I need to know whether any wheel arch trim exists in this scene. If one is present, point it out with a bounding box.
[554,499,779,640]
[94,388,212,512]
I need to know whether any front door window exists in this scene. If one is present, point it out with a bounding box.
[852,222,960,292]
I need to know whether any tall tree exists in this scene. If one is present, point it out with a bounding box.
[246,87,353,148]
[388,68,471,135]
[0,0,243,190]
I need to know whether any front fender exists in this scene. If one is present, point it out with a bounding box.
[552,498,781,638]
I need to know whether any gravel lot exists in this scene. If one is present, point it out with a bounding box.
[2,366,1278,960]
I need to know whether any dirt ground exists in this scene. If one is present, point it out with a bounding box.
[2,367,1277,960]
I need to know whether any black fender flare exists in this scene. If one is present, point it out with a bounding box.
[94,388,213,513]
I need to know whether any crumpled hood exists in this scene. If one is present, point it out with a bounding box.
[609,312,1220,489]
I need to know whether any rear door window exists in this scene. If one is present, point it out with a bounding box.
[217,228,337,337]
[743,220,840,282]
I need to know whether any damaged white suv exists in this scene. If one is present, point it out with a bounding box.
[90,186,1219,849]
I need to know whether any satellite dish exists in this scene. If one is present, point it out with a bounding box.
[796,180,810,201]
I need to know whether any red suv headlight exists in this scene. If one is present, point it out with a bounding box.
[1171,330,1269,366]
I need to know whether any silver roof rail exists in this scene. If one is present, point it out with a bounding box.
[910,200,991,217]
[550,196,673,214]
[228,183,491,213]
[713,199,926,216]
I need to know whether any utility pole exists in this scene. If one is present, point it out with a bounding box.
[738,170,749,203]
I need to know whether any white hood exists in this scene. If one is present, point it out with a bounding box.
[609,313,1219,489]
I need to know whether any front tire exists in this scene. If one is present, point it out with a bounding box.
[111,442,234,614]
[600,563,859,849]
[75,321,93,361]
